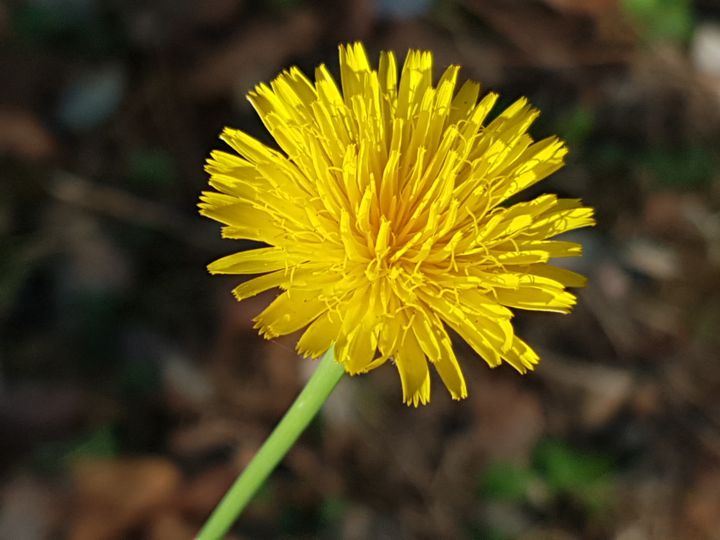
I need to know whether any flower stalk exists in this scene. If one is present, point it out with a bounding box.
[195,347,344,540]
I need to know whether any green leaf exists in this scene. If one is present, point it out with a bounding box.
[64,426,119,462]
[127,148,177,192]
[319,496,349,527]
[34,426,119,473]
[533,439,612,494]
[556,106,595,146]
[479,462,537,502]
[622,0,693,43]
[641,145,716,189]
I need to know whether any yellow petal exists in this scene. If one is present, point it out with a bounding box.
[448,80,480,125]
[207,247,301,275]
[253,289,328,339]
[296,310,342,358]
[232,270,286,301]
[434,326,467,400]
[335,287,380,373]
[394,319,431,406]
[524,264,587,288]
[412,311,467,400]
[492,137,567,202]
[200,202,283,245]
[529,205,596,238]
[494,285,576,314]
[411,309,442,362]
[221,127,285,165]
[419,292,512,367]
[503,336,540,373]
[336,324,377,374]
[511,240,583,258]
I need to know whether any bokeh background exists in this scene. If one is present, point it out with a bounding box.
[2,0,720,538]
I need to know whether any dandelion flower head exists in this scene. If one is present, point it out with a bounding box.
[200,43,595,406]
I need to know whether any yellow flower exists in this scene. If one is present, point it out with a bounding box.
[200,43,595,406]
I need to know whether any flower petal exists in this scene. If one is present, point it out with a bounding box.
[412,311,467,400]
[335,288,380,373]
[253,289,328,339]
[494,285,577,314]
[208,247,302,275]
[394,317,431,406]
[434,328,467,400]
[296,310,342,358]
[503,336,540,373]
[523,264,588,288]
[232,270,286,301]
[419,291,512,367]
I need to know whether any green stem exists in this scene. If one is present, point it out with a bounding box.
[195,347,344,540]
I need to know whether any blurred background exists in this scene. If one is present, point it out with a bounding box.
[2,0,720,538]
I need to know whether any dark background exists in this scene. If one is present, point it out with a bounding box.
[2,0,720,538]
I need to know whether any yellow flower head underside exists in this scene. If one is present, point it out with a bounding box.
[200,43,595,406]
